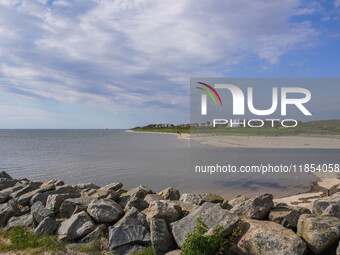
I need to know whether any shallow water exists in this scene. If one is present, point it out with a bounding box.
[0,129,338,198]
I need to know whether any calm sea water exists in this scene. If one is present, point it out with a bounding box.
[0,130,338,198]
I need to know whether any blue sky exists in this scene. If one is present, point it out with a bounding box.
[0,0,339,129]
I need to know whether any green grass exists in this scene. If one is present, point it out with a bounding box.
[0,226,66,255]
[132,126,190,133]
[129,247,156,255]
[78,238,102,253]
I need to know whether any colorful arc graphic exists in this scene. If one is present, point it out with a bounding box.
[196,82,223,106]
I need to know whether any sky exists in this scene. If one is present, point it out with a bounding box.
[0,0,339,129]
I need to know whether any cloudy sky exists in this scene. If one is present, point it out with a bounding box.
[0,0,339,128]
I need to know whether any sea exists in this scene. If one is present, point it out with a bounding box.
[0,129,339,198]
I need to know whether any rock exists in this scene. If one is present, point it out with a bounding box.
[58,211,96,241]
[165,250,182,255]
[158,187,180,200]
[144,194,163,203]
[0,192,9,203]
[150,218,174,253]
[75,183,100,190]
[237,220,306,255]
[34,217,58,235]
[66,243,85,250]
[230,193,273,220]
[31,201,54,223]
[0,171,12,179]
[170,202,239,247]
[41,179,64,187]
[0,200,19,227]
[322,204,340,219]
[30,184,77,206]
[297,214,340,254]
[115,207,148,227]
[179,193,223,205]
[87,198,123,223]
[124,197,149,212]
[4,214,35,230]
[10,183,40,198]
[59,196,94,218]
[0,178,17,190]
[101,182,123,191]
[220,199,232,210]
[118,185,153,207]
[82,188,115,199]
[0,183,27,196]
[106,189,123,201]
[268,206,300,229]
[46,193,80,213]
[312,200,331,215]
[113,244,146,255]
[146,200,182,223]
[108,224,151,251]
[81,224,108,242]
[228,195,250,207]
[17,188,44,206]
[173,201,200,216]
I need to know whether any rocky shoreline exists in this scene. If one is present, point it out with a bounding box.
[1,171,340,255]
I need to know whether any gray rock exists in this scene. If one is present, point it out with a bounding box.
[312,200,331,215]
[150,218,173,253]
[230,193,273,220]
[118,185,153,207]
[87,198,123,223]
[59,196,94,218]
[0,183,27,196]
[115,207,148,227]
[58,211,96,241]
[170,202,239,247]
[322,204,340,219]
[101,182,123,191]
[228,195,250,207]
[31,201,54,223]
[158,187,180,200]
[179,193,223,205]
[10,183,40,198]
[124,197,149,212]
[237,220,306,255]
[17,188,44,206]
[81,224,108,242]
[0,200,19,227]
[46,193,80,213]
[74,183,100,190]
[4,213,36,230]
[268,207,300,229]
[146,200,182,223]
[34,217,58,235]
[0,192,9,203]
[297,214,340,254]
[105,189,123,201]
[172,201,200,216]
[113,244,146,255]
[220,199,232,210]
[144,194,163,203]
[108,224,151,251]
[0,178,17,190]
[0,171,12,179]
[30,184,77,206]
[41,179,64,187]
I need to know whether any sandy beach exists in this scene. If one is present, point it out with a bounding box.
[189,134,340,149]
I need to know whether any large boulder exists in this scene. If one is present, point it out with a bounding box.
[237,220,306,255]
[322,204,340,219]
[311,195,340,215]
[230,193,273,220]
[101,182,123,191]
[74,183,100,190]
[4,214,36,230]
[46,193,80,213]
[170,202,239,247]
[108,224,151,252]
[124,197,149,212]
[87,198,123,223]
[297,214,340,254]
[0,200,19,227]
[150,218,174,253]
[34,217,58,235]
[30,184,78,206]
[58,211,96,241]
[146,200,182,223]
[268,206,300,229]
[118,185,153,207]
[31,201,54,223]
[173,201,200,216]
[0,192,9,203]
[144,194,163,203]
[228,195,250,207]
[10,183,40,198]
[179,193,223,205]
[59,196,94,218]
[0,171,12,179]
[81,224,108,242]
[158,187,180,200]
[115,207,148,228]
[0,178,17,190]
